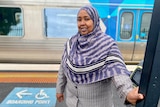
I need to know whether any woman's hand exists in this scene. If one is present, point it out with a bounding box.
[126,87,144,105]
[56,93,64,102]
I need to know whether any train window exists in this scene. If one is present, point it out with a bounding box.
[139,12,152,40]
[120,12,133,39]
[0,7,23,36]
[44,8,78,38]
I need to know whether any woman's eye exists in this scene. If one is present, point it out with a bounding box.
[77,18,81,21]
[85,18,90,21]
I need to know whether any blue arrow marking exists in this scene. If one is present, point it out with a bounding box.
[0,87,56,107]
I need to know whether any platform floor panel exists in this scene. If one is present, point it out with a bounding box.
[0,72,58,83]
[0,63,60,71]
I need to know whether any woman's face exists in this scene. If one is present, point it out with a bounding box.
[77,10,94,36]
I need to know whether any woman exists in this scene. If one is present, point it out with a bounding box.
[56,5,143,107]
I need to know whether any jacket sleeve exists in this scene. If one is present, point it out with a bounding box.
[56,63,67,94]
[112,74,134,104]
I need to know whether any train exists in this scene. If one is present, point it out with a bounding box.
[0,0,154,64]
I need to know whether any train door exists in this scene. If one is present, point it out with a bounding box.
[117,9,138,62]
[132,9,152,61]
[117,9,152,62]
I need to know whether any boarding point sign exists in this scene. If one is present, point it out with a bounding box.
[1,87,56,107]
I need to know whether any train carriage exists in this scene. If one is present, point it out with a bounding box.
[0,0,154,64]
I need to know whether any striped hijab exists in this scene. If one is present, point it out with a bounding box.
[62,5,130,84]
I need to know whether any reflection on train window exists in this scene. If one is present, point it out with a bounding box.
[140,12,152,40]
[120,12,133,39]
[0,7,23,36]
[44,8,78,38]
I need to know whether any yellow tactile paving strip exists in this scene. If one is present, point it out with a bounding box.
[0,72,58,83]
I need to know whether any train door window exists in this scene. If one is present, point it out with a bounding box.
[0,7,23,36]
[120,12,133,39]
[44,8,78,38]
[139,12,152,40]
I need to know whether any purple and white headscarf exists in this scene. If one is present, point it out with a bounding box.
[61,5,130,84]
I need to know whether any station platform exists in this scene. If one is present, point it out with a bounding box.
[0,63,137,107]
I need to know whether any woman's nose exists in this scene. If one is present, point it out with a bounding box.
[80,20,85,25]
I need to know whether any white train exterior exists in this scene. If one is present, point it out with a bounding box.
[0,0,154,64]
